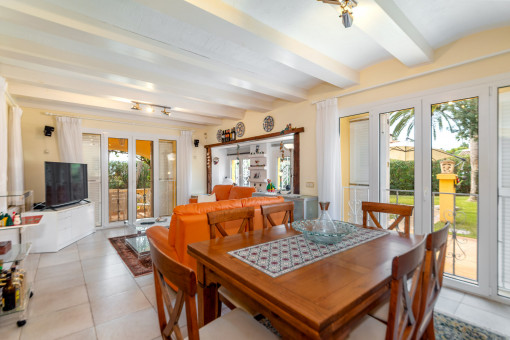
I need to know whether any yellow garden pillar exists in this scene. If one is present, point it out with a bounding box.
[436,173,458,223]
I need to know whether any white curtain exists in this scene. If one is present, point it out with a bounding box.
[316,98,342,220]
[8,106,24,205]
[177,130,192,206]
[0,77,7,212]
[56,116,83,163]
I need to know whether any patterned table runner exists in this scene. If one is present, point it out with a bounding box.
[228,227,388,278]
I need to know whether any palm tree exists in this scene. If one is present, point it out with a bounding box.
[390,98,479,201]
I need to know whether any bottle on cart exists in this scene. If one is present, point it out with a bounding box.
[2,273,16,311]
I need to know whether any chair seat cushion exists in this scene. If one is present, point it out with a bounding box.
[347,315,386,340]
[188,308,278,340]
[218,286,258,316]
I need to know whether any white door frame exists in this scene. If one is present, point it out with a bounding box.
[422,85,490,296]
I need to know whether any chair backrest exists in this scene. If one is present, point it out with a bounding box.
[147,234,200,340]
[260,201,294,228]
[207,206,255,239]
[414,223,449,339]
[386,238,426,340]
[362,201,414,236]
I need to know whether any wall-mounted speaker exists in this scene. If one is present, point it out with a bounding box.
[44,126,54,137]
[194,139,199,147]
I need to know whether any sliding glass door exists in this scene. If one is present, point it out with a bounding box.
[366,88,490,294]
[136,140,154,219]
[422,88,489,295]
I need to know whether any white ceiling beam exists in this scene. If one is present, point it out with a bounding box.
[134,0,360,88]
[14,97,203,130]
[0,26,273,113]
[8,83,223,126]
[0,1,307,102]
[353,0,433,66]
[0,62,245,120]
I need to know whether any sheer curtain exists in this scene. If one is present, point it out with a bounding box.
[316,98,342,220]
[8,106,24,205]
[56,116,83,163]
[0,77,7,212]
[177,130,192,206]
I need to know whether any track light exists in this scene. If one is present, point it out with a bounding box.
[131,101,172,117]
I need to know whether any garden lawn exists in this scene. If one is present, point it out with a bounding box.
[389,194,478,239]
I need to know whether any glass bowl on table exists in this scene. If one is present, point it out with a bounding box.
[291,219,357,244]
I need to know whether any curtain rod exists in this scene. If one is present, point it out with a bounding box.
[43,112,195,132]
[311,48,510,105]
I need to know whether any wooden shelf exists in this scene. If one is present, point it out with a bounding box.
[205,127,304,148]
[248,166,266,170]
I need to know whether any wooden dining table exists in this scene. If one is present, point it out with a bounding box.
[187,224,423,339]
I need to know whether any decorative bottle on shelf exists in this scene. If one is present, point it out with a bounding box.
[2,273,16,311]
[231,127,236,140]
[227,129,230,142]
[13,212,21,226]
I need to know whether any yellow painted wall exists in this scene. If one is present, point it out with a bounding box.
[192,27,510,196]
[20,106,195,202]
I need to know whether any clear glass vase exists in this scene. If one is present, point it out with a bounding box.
[318,202,335,231]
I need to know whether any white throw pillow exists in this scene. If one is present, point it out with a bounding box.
[197,193,216,203]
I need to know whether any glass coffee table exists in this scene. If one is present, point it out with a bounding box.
[125,235,151,258]
[124,217,170,258]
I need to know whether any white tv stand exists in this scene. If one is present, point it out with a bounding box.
[23,202,95,253]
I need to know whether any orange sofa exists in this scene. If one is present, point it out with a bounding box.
[147,196,284,273]
[189,185,255,203]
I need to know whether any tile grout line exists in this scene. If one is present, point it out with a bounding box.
[78,237,100,340]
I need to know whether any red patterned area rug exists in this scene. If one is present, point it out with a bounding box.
[108,235,152,277]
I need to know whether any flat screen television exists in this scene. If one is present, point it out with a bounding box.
[45,162,88,208]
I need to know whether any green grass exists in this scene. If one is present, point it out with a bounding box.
[389,194,478,239]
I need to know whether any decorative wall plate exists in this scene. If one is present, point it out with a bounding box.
[235,122,245,138]
[263,116,274,132]
[213,157,219,165]
[216,129,222,142]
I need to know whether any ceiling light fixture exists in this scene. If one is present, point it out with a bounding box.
[317,0,358,28]
[131,101,172,117]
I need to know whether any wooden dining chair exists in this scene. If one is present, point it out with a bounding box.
[348,238,426,340]
[261,201,294,228]
[146,231,277,340]
[362,201,414,236]
[414,223,449,340]
[206,206,254,239]
[207,206,258,316]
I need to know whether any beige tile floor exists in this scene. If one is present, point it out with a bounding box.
[1,227,509,339]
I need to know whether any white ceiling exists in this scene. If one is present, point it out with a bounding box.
[1,0,509,128]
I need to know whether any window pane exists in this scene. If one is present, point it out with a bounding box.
[431,97,478,283]
[380,108,415,233]
[136,140,153,219]
[158,140,176,216]
[82,134,101,226]
[108,138,128,223]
